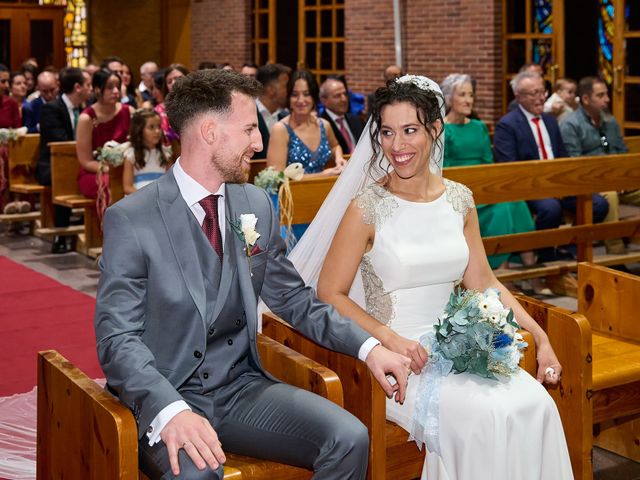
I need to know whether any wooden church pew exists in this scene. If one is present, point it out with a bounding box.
[262,300,593,480]
[37,334,343,479]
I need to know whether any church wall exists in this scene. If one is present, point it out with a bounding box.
[191,0,252,71]
[90,0,163,78]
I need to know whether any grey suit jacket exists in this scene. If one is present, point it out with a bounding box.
[94,168,370,438]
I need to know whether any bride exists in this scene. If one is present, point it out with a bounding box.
[288,75,574,479]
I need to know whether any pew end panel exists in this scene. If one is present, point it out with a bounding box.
[37,337,343,480]
[578,262,640,462]
[514,293,594,480]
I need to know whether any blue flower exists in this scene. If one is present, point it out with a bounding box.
[493,333,513,349]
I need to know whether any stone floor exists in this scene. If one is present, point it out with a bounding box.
[1,225,639,479]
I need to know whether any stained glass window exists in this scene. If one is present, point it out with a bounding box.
[533,0,552,69]
[598,0,615,85]
[39,0,88,67]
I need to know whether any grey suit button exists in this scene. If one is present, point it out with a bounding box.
[227,339,233,346]
[208,326,216,336]
[203,372,209,379]
[235,318,241,326]
[147,426,153,434]
[194,350,202,358]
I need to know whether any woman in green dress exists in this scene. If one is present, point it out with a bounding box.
[441,74,538,271]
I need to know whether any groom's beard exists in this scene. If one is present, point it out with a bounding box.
[211,151,250,184]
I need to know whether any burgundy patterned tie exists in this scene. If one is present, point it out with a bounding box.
[336,117,354,153]
[199,194,223,261]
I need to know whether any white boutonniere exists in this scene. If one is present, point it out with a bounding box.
[231,213,263,276]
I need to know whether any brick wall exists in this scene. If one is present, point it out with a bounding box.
[346,0,502,125]
[186,0,503,124]
[191,0,252,70]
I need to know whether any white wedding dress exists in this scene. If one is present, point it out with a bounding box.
[355,179,574,480]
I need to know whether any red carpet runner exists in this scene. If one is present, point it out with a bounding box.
[0,256,102,396]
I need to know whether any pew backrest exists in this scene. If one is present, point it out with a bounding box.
[49,141,81,199]
[8,133,40,186]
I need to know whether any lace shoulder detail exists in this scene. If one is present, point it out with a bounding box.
[354,183,398,231]
[360,255,396,325]
[443,178,475,217]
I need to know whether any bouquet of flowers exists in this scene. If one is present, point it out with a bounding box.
[0,127,28,145]
[94,140,130,168]
[426,285,527,379]
[254,166,285,195]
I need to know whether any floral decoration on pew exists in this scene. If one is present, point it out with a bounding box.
[0,127,28,145]
[254,163,304,249]
[0,127,28,196]
[94,140,131,228]
[409,286,527,454]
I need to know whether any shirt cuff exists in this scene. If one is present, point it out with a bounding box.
[358,336,381,362]
[146,400,191,446]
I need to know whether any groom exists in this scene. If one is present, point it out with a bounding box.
[94,69,411,479]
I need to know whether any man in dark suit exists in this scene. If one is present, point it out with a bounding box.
[23,71,59,133]
[254,63,290,159]
[320,76,365,154]
[494,71,608,262]
[94,70,411,479]
[36,67,92,253]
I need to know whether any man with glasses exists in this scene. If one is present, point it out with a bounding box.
[494,71,609,267]
[560,76,631,254]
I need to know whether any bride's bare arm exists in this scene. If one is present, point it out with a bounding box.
[461,207,562,384]
[318,200,428,373]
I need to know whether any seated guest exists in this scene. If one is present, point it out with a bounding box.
[267,69,346,177]
[23,71,59,133]
[441,73,540,276]
[560,76,630,254]
[9,71,28,119]
[507,63,547,111]
[366,64,403,116]
[137,61,158,104]
[120,63,138,108]
[320,76,365,155]
[122,109,169,194]
[494,71,608,262]
[36,67,92,253]
[240,62,258,78]
[267,70,347,241]
[155,64,188,144]
[20,62,37,97]
[254,63,291,159]
[76,69,132,199]
[0,64,21,213]
[544,77,578,121]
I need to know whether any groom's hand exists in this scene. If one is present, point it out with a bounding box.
[365,344,411,404]
[160,410,226,476]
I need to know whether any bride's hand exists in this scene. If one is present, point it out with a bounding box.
[535,341,562,385]
[382,331,428,374]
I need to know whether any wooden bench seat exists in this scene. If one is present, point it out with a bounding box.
[591,334,640,393]
[53,193,95,208]
[36,333,341,479]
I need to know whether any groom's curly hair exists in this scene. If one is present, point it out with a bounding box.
[368,80,444,186]
[165,69,263,135]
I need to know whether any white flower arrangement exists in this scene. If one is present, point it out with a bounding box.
[94,140,130,167]
[0,127,28,145]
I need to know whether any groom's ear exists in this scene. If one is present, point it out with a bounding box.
[200,115,217,145]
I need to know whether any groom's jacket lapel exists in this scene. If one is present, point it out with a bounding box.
[157,169,207,323]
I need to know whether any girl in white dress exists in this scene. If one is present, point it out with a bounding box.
[123,108,170,194]
[290,75,574,479]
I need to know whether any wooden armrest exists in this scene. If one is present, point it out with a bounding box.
[261,313,386,475]
[37,350,139,479]
[257,333,343,407]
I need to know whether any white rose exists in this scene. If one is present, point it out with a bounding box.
[284,162,304,181]
[240,214,261,245]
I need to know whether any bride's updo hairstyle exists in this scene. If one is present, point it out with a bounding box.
[368,77,444,184]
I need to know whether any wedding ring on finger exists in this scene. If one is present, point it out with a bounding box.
[545,367,559,380]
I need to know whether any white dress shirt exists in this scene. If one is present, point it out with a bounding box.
[256,98,284,132]
[519,105,555,159]
[146,159,377,444]
[61,94,77,132]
